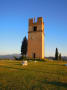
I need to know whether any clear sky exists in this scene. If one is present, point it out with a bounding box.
[0,0,67,56]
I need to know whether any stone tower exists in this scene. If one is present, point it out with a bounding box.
[28,17,44,59]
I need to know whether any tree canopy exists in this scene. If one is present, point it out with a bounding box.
[21,36,28,56]
[55,48,59,60]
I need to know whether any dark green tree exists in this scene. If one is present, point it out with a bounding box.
[21,36,28,56]
[59,53,61,60]
[55,48,59,60]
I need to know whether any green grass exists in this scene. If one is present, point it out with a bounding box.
[0,60,67,90]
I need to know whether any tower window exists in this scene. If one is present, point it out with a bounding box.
[33,26,37,31]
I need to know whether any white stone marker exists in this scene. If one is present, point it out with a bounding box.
[22,61,28,66]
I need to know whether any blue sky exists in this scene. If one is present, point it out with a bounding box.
[0,0,67,56]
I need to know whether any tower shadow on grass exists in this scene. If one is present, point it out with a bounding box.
[40,80,67,88]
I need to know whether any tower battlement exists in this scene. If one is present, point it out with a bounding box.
[28,17,44,33]
[29,17,44,26]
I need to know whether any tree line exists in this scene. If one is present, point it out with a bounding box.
[55,48,62,60]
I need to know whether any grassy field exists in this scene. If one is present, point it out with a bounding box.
[0,60,67,90]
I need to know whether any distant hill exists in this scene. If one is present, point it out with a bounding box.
[62,56,67,61]
[0,54,21,60]
[46,56,67,61]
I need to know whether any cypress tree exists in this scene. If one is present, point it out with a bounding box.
[55,48,59,60]
[21,36,28,56]
[59,53,61,60]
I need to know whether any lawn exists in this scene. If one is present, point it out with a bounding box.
[0,60,67,90]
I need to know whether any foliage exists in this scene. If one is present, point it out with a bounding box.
[19,56,27,60]
[55,48,59,60]
[13,56,19,60]
[14,56,27,61]
[26,58,45,61]
[21,36,28,56]
[59,53,62,60]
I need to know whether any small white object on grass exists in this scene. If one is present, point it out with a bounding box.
[34,61,37,63]
[22,61,28,66]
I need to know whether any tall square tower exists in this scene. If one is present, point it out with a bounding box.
[28,17,44,59]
